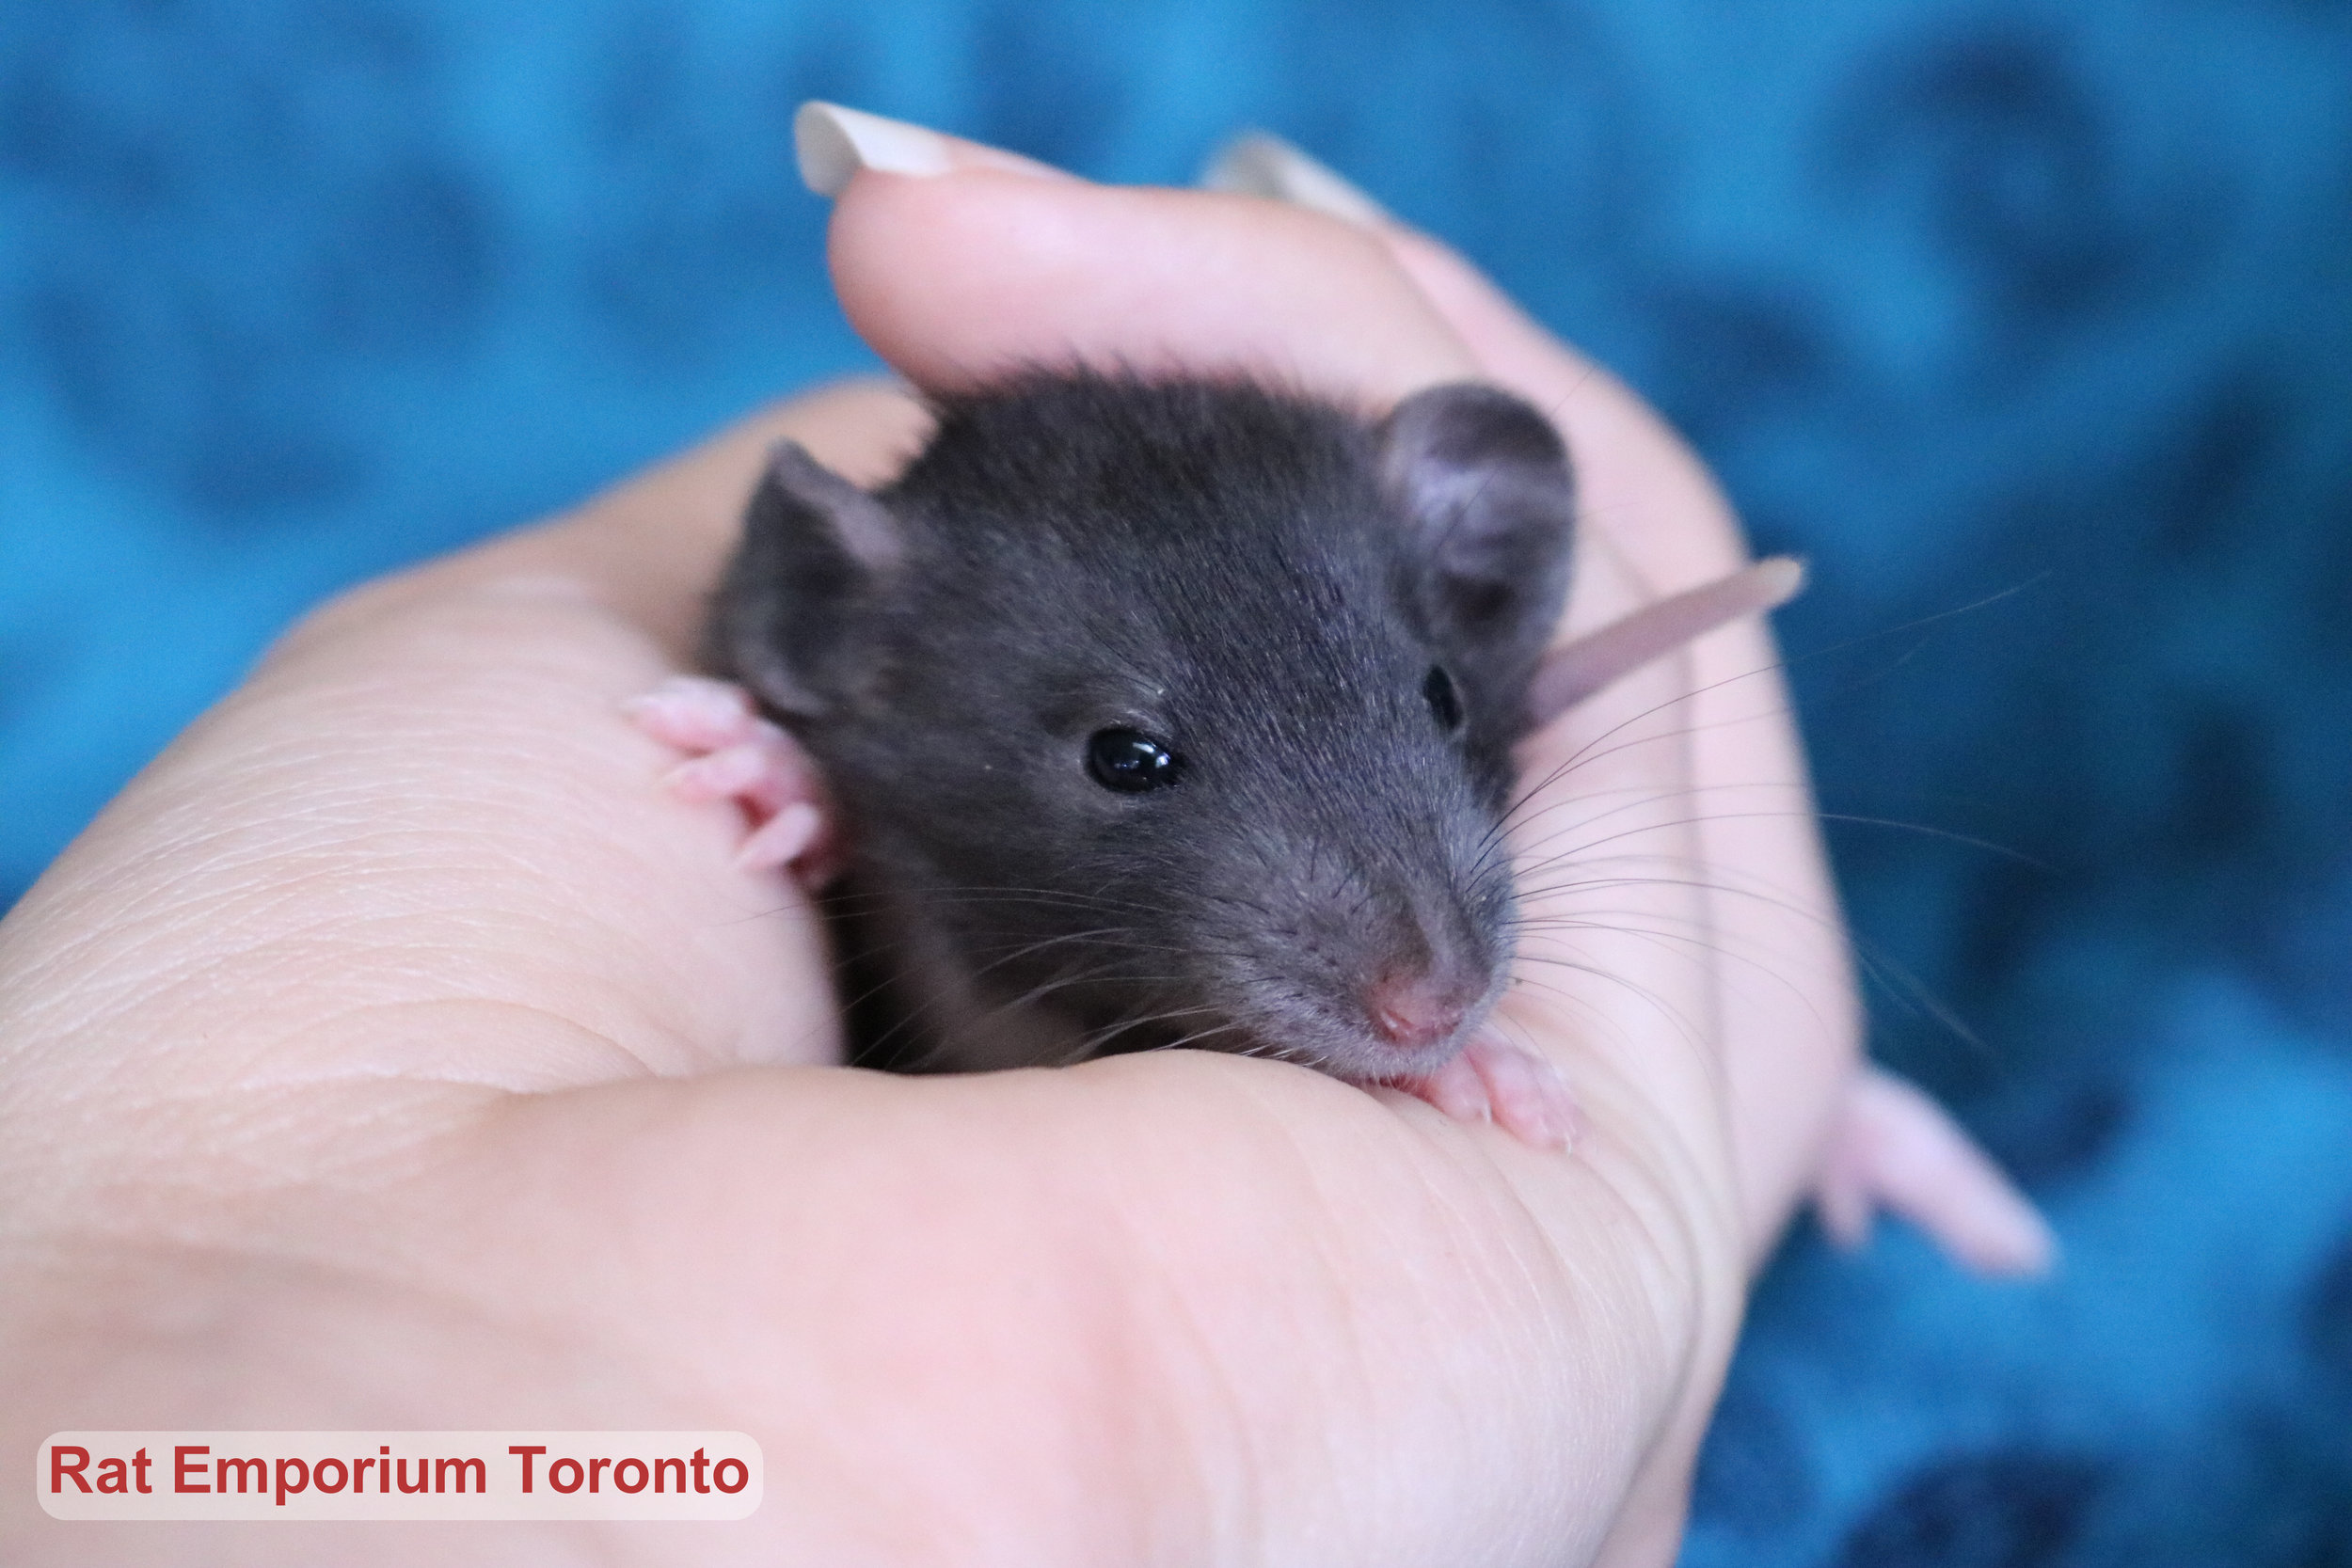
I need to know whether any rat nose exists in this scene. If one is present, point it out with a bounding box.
[1365,971,1473,1051]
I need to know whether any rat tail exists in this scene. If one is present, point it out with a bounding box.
[1526,556,1805,726]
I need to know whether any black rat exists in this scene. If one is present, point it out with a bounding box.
[628,372,2053,1271]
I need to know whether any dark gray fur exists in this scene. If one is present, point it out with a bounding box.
[707,372,1576,1082]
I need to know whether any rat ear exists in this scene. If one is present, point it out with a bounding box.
[1376,383,1577,723]
[705,440,905,719]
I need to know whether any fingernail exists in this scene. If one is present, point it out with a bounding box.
[1200,131,1390,226]
[795,102,955,196]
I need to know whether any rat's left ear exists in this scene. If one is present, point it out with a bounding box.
[705,440,906,720]
[1376,383,1577,725]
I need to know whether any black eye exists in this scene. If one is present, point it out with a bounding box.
[1423,665,1464,733]
[1087,728,1183,793]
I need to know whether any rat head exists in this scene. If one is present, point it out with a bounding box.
[710,374,1576,1082]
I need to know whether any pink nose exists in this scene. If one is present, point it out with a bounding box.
[1365,973,1470,1051]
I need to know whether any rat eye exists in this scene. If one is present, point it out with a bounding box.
[1087,728,1183,793]
[1423,666,1465,733]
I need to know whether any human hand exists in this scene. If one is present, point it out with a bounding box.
[0,110,1853,1566]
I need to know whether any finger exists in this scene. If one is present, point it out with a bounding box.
[821,154,1476,404]
[520,376,932,657]
[290,377,933,669]
[1507,526,1725,1179]
[1205,135,1750,589]
[1506,527,1747,1564]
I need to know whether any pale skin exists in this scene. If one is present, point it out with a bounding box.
[0,123,2039,1567]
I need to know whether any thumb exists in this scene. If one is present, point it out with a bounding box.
[805,106,1475,405]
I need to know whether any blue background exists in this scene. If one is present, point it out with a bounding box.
[5,3,2350,1560]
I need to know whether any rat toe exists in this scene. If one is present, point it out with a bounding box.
[624,674,763,752]
[737,802,826,876]
[663,741,781,804]
[1392,1053,1494,1125]
[1461,1033,1581,1151]
[1386,1037,1582,1150]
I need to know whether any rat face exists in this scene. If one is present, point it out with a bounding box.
[709,373,1577,1082]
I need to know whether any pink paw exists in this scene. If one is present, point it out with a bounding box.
[623,675,839,883]
[1392,1031,1585,1151]
[1812,1066,2057,1277]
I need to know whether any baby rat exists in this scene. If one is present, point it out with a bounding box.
[629,370,2052,1272]
[635,370,1786,1142]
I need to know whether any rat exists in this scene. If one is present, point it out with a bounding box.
[628,370,2055,1274]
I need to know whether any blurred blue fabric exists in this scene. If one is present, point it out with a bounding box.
[4,3,2349,1560]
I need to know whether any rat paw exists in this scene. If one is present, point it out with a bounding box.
[1391,1032,1584,1151]
[1811,1066,2057,1277]
[624,675,838,882]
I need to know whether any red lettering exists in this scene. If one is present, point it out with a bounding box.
[49,1446,89,1494]
[174,1446,210,1493]
[353,1457,373,1491]
[613,1457,648,1494]
[436,1456,485,1495]
[690,1447,709,1494]
[216,1457,265,1495]
[378,1445,391,1493]
[314,1457,347,1494]
[588,1456,612,1493]
[96,1457,128,1495]
[275,1458,309,1507]
[132,1448,152,1494]
[395,1456,430,1494]
[712,1457,748,1495]
[655,1456,685,1494]
[548,1457,582,1494]
[508,1446,545,1494]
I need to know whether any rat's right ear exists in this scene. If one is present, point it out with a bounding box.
[705,440,906,719]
